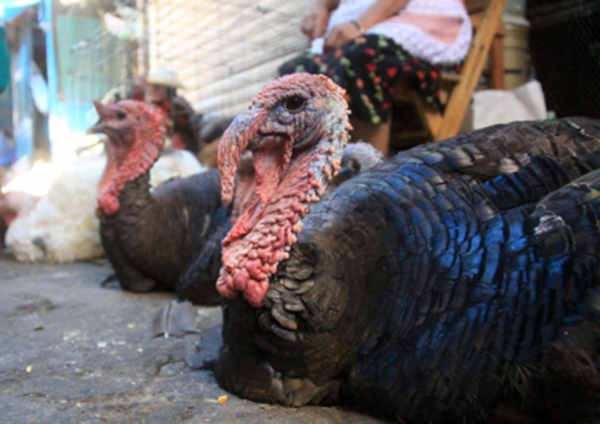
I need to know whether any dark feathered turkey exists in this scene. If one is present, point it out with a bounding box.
[212,73,600,424]
[89,100,229,304]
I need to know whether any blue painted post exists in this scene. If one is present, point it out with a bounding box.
[43,0,57,158]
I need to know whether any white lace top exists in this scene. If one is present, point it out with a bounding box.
[310,0,472,65]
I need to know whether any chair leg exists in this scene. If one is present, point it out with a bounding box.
[491,34,505,90]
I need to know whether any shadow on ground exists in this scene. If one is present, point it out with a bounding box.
[0,253,389,423]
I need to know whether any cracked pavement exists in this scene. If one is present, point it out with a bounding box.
[0,253,388,423]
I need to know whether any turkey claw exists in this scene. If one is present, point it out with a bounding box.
[152,300,201,338]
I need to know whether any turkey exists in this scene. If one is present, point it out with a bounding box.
[212,73,600,423]
[89,100,229,304]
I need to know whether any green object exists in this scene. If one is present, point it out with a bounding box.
[55,16,121,101]
[0,27,10,93]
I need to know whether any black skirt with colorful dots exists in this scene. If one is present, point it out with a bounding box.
[279,34,455,126]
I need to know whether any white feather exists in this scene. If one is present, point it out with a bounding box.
[6,150,206,263]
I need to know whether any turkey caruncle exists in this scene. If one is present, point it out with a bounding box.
[211,73,600,423]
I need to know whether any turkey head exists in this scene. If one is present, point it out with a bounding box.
[88,100,165,216]
[216,73,351,307]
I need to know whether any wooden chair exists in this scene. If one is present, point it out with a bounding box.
[392,0,507,147]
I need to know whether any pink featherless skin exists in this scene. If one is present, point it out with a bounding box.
[216,73,351,307]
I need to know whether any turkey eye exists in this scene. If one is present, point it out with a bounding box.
[284,96,305,112]
[116,111,126,120]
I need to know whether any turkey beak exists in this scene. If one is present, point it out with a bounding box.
[86,122,105,135]
[86,101,109,135]
[218,109,267,205]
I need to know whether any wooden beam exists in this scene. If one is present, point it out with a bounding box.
[440,72,462,85]
[491,35,505,89]
[470,13,506,35]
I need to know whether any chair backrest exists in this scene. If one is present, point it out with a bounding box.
[392,0,506,148]
[434,0,506,141]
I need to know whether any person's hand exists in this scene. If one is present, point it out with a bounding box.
[301,2,331,41]
[323,22,362,52]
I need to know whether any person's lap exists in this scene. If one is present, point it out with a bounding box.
[279,34,447,126]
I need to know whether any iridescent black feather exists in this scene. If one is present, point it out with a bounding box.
[216,118,600,423]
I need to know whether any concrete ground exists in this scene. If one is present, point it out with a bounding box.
[0,253,388,424]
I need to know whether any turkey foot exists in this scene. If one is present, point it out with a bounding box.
[100,274,156,292]
[199,358,217,371]
[152,300,200,338]
[120,277,158,293]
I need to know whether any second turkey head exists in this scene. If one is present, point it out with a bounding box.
[89,100,165,216]
[216,73,351,307]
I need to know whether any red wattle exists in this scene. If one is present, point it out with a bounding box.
[216,151,323,307]
[224,198,263,243]
[252,140,293,203]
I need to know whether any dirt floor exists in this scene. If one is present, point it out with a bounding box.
[0,252,389,423]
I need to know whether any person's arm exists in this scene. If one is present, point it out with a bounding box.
[355,0,408,31]
[323,0,408,52]
[301,0,341,41]
[322,0,341,11]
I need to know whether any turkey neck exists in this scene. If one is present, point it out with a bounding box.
[99,172,159,265]
[111,171,153,216]
[99,171,155,261]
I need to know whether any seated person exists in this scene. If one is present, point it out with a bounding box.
[146,69,202,154]
[280,0,472,155]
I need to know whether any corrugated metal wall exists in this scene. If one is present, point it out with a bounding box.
[148,0,310,117]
